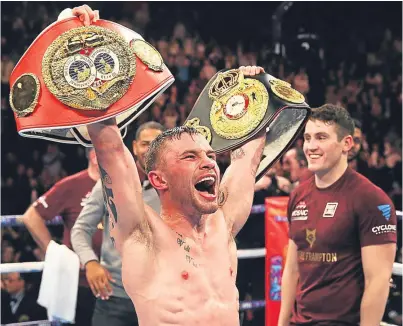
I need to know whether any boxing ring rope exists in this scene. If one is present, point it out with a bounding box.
[2,209,402,277]
[2,249,402,275]
[250,205,403,217]
[1,207,402,322]
[4,321,61,326]
[3,207,402,226]
[2,319,398,326]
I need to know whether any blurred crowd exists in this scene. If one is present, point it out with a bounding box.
[1,2,402,325]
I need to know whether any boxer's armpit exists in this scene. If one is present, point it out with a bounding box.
[99,163,118,223]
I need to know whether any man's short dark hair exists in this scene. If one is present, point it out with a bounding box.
[352,118,362,131]
[145,126,200,174]
[310,104,355,141]
[295,147,307,167]
[135,121,166,141]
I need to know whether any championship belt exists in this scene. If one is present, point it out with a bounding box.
[184,69,310,181]
[9,17,174,146]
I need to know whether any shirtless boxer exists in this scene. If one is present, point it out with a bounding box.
[68,6,267,325]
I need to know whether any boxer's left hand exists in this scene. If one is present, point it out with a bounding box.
[72,4,100,26]
[239,66,265,76]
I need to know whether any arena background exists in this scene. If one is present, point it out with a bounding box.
[1,1,402,325]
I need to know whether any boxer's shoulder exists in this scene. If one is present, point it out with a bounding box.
[351,173,394,210]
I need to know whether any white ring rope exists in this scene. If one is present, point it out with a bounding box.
[1,209,402,276]
[2,208,402,226]
[1,261,45,274]
[3,320,60,326]
[1,250,402,276]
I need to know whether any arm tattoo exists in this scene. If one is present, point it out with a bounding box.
[106,211,116,246]
[231,148,246,161]
[251,141,265,177]
[218,186,228,207]
[99,164,118,224]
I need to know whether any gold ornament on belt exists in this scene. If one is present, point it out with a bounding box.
[10,73,40,117]
[130,39,164,72]
[269,79,305,104]
[184,118,212,144]
[42,26,136,111]
[209,69,269,140]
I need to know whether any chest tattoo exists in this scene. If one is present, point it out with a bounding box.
[177,233,199,268]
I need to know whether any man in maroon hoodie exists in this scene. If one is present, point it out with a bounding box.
[21,148,102,326]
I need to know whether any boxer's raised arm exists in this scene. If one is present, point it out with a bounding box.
[87,119,147,250]
[219,133,265,236]
[218,65,266,236]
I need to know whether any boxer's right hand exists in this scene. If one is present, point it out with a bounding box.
[239,66,265,76]
[85,260,115,300]
[72,4,100,26]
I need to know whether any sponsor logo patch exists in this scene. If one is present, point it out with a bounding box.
[323,202,338,218]
[291,201,308,221]
[377,204,391,220]
[372,224,396,235]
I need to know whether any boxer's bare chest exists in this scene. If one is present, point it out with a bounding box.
[167,224,238,302]
[121,214,239,322]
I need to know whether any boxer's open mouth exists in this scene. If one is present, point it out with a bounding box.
[195,176,216,195]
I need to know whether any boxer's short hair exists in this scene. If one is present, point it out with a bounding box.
[145,126,200,174]
[310,104,355,141]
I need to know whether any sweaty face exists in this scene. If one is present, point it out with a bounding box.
[133,129,163,172]
[348,127,362,161]
[162,134,220,215]
[303,120,351,175]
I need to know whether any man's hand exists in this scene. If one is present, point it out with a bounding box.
[239,66,265,76]
[72,5,99,26]
[85,260,115,300]
[239,65,266,141]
